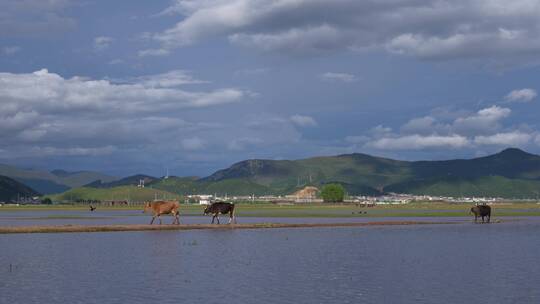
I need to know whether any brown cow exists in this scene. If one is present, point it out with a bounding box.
[143,201,180,225]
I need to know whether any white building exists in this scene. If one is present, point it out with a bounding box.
[198,195,213,205]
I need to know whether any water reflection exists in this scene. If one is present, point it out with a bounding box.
[1,220,540,304]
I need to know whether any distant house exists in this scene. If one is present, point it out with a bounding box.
[197,195,213,205]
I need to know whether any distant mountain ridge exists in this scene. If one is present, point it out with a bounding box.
[173,148,540,198]
[84,174,157,188]
[47,148,540,199]
[0,175,40,202]
[0,164,118,194]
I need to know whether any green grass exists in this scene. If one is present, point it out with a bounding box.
[46,186,180,202]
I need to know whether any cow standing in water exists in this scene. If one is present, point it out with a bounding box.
[143,201,180,225]
[204,202,236,224]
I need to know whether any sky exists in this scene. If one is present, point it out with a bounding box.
[1,0,540,177]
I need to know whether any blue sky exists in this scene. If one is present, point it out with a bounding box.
[1,0,540,177]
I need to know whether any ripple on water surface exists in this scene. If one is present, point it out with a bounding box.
[1,219,540,304]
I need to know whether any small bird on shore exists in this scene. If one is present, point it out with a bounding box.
[89,205,96,212]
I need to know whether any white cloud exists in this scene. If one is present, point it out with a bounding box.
[0,69,246,116]
[363,104,540,152]
[135,70,208,87]
[229,25,347,53]
[0,69,249,158]
[2,46,21,55]
[227,137,263,151]
[505,88,537,102]
[0,145,117,158]
[369,125,392,137]
[320,72,358,83]
[368,134,470,150]
[94,36,114,51]
[181,137,206,150]
[452,106,511,135]
[535,135,540,146]
[108,59,124,65]
[138,48,170,57]
[145,0,540,63]
[474,132,532,146]
[401,116,439,134]
[234,68,270,76]
[290,115,317,127]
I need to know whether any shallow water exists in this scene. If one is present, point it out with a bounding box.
[1,219,539,304]
[0,209,501,226]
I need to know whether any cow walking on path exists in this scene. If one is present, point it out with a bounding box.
[204,201,236,224]
[143,201,180,225]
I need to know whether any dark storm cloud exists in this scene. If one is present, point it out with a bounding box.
[146,0,540,62]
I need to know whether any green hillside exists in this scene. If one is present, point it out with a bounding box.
[72,148,540,198]
[386,176,540,198]
[193,148,540,198]
[200,154,409,195]
[48,186,180,202]
[0,175,40,202]
[150,177,272,196]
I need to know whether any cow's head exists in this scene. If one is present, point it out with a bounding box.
[203,204,212,215]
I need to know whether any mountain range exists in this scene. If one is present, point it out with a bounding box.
[4,148,540,200]
[81,148,540,199]
[183,147,540,198]
[0,164,118,194]
[0,175,40,202]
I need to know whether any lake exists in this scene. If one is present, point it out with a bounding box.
[1,217,539,304]
[0,209,473,226]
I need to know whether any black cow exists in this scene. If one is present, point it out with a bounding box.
[204,201,237,224]
[470,205,491,223]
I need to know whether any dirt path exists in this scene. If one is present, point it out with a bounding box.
[0,221,458,234]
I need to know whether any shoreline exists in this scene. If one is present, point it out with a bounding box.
[0,221,458,234]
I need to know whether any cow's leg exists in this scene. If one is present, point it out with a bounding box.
[487,214,490,223]
[211,214,216,224]
[158,215,162,225]
[216,214,220,224]
[173,212,180,225]
[150,216,156,225]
